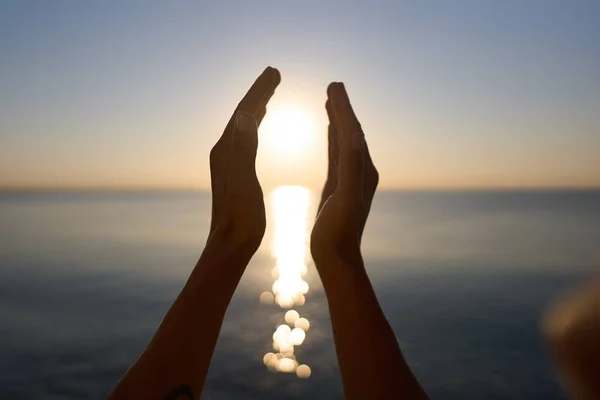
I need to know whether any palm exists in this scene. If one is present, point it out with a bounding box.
[313,191,363,250]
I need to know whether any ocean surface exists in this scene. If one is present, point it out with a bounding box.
[1,189,599,399]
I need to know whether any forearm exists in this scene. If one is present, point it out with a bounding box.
[316,249,428,400]
[108,237,252,400]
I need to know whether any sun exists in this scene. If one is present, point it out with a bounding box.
[259,104,315,159]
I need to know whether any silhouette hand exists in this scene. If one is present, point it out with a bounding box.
[207,67,280,255]
[311,83,379,265]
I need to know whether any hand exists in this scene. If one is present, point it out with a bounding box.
[309,84,429,400]
[207,66,280,256]
[311,82,379,265]
[107,67,281,400]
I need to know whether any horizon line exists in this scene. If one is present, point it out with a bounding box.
[1,185,599,193]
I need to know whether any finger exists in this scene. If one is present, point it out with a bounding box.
[318,100,340,212]
[256,71,280,115]
[255,75,280,127]
[326,96,343,151]
[238,66,280,115]
[328,83,378,199]
[261,68,281,107]
[227,111,259,195]
[358,138,379,240]
[325,99,341,171]
[215,67,280,154]
[255,75,278,128]
[327,82,362,142]
[316,122,338,212]
[337,132,365,202]
[328,82,376,200]
[256,107,267,126]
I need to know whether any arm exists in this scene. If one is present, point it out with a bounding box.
[316,250,427,400]
[108,238,252,400]
[108,66,280,400]
[311,83,429,400]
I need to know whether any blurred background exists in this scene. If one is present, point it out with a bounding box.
[1,1,599,399]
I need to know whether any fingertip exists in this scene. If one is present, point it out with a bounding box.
[327,81,345,97]
[258,67,280,111]
[326,82,336,97]
[338,137,365,199]
[265,66,281,87]
[273,68,281,86]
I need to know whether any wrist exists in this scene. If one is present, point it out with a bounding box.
[205,224,262,263]
[311,239,361,266]
[311,243,365,285]
[185,231,257,303]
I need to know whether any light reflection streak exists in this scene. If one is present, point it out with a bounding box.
[260,186,312,377]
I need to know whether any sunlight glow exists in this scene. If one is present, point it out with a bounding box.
[294,317,310,331]
[296,364,312,379]
[285,310,300,325]
[270,186,311,309]
[259,104,316,159]
[261,185,312,377]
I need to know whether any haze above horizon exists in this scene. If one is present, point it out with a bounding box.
[1,1,599,190]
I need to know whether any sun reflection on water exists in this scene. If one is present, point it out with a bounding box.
[260,185,312,378]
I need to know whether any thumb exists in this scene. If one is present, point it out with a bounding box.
[227,111,259,194]
[337,132,364,202]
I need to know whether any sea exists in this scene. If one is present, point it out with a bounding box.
[1,189,599,399]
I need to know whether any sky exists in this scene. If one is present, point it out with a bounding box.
[0,0,599,190]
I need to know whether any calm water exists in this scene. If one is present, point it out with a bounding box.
[1,189,599,399]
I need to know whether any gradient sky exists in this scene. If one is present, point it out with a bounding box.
[1,1,599,190]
